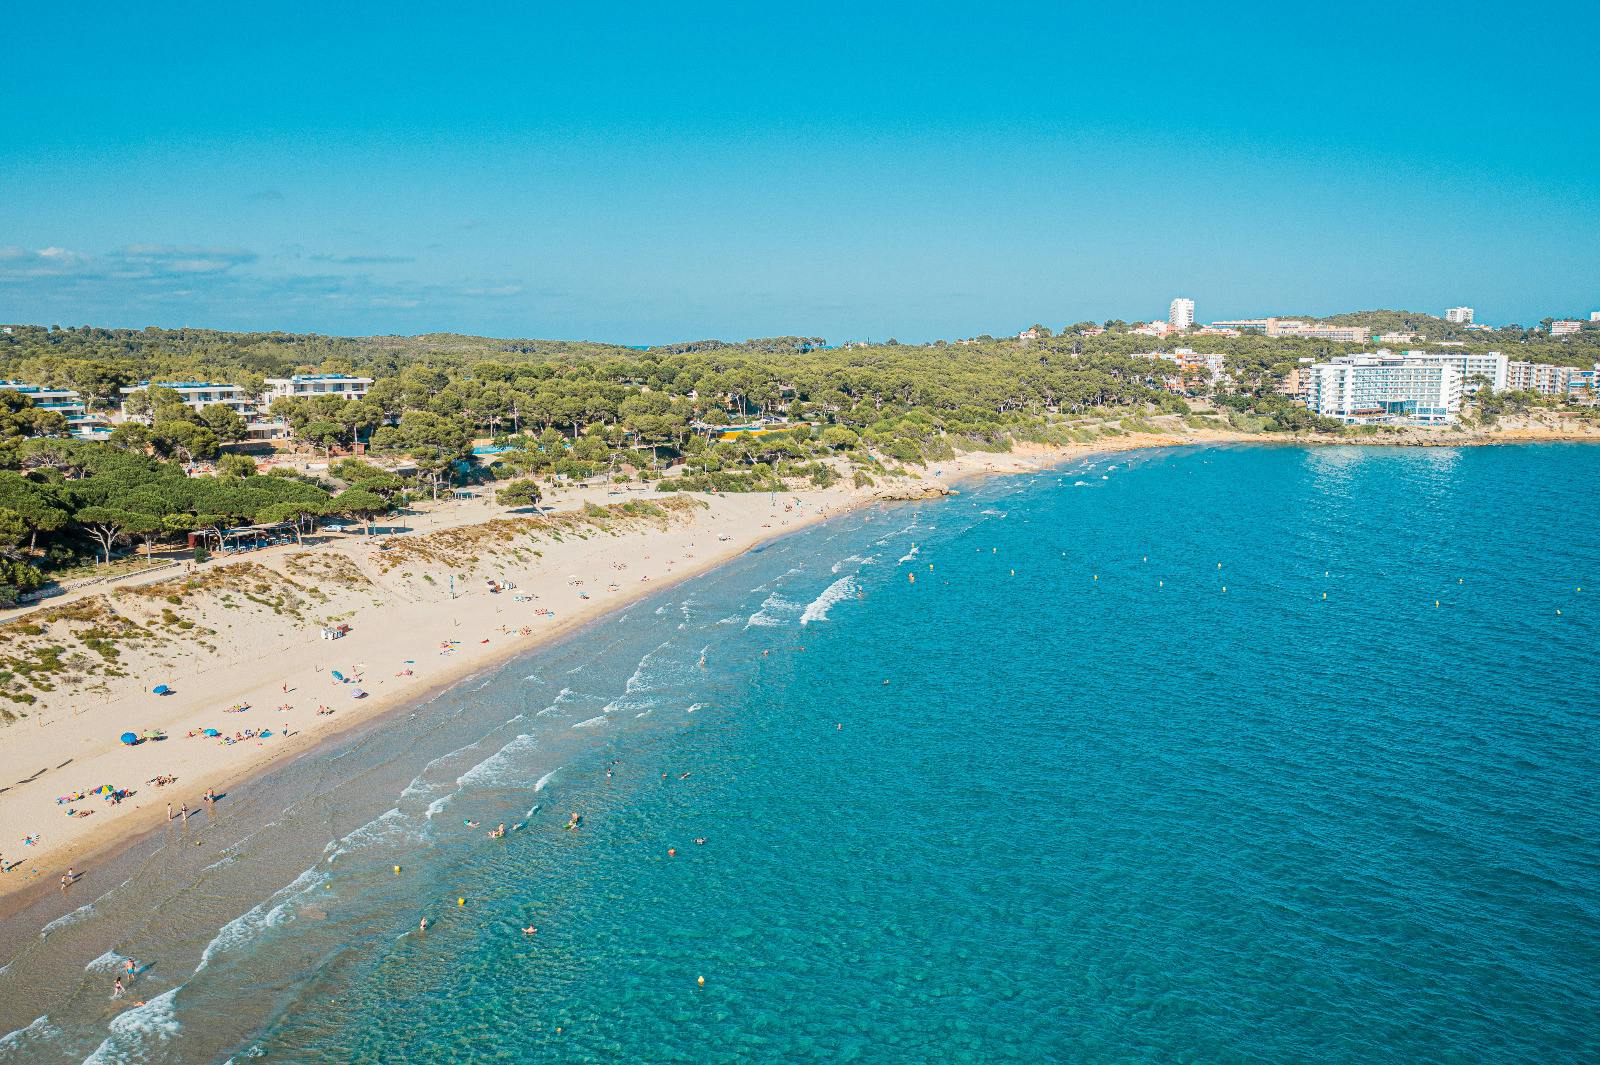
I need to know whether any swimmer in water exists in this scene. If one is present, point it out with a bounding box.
[464,820,480,829]
[694,837,706,845]
[678,772,691,780]
[523,925,538,935]
[419,917,429,933]
[490,823,506,839]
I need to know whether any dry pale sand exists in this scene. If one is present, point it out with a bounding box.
[0,448,1067,908]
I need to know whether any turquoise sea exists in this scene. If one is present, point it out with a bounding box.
[2,444,1598,1063]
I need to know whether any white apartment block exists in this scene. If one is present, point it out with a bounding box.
[1550,320,1581,336]
[1445,306,1474,324]
[262,374,374,402]
[118,381,254,420]
[1168,298,1195,330]
[1397,349,1507,393]
[1303,352,1462,426]
[0,380,108,438]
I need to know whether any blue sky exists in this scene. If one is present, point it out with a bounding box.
[2,1,1595,342]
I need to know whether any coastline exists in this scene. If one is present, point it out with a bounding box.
[2,422,1597,923]
[0,444,1060,920]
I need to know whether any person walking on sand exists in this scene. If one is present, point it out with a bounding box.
[180,802,189,822]
[112,977,125,998]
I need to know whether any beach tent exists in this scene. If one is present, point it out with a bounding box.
[350,688,368,699]
[120,732,139,745]
[152,684,172,695]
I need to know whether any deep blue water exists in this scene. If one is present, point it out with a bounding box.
[3,444,1599,1064]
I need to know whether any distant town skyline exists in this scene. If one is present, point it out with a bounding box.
[2,1,1596,342]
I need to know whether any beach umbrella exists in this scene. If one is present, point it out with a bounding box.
[203,728,220,737]
[120,732,139,746]
[350,688,368,699]
[331,670,346,682]
[152,684,172,695]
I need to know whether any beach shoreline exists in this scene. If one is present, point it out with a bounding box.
[2,423,1597,924]
[0,443,1078,920]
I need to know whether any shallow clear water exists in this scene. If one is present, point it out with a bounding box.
[3,444,1599,1063]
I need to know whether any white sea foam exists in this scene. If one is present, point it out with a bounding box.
[82,986,180,1065]
[686,702,705,714]
[533,768,560,792]
[455,735,538,789]
[572,715,609,729]
[425,795,451,820]
[0,1014,60,1055]
[897,544,919,564]
[85,950,128,974]
[635,707,654,719]
[196,865,329,974]
[980,508,1006,517]
[746,591,800,628]
[831,553,865,574]
[323,807,409,862]
[38,903,93,938]
[801,576,856,625]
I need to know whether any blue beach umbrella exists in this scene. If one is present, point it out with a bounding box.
[152,684,172,695]
[120,732,139,745]
[202,728,220,737]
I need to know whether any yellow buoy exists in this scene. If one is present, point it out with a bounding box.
[928,563,933,570]
[697,975,706,987]
[1435,601,1440,607]
[1322,592,1327,600]
[1158,580,1163,588]
[1221,586,1227,593]
[1217,562,1222,569]
[458,897,465,906]
[1093,574,1098,581]
[393,866,401,875]
[1010,569,1015,576]
[1142,555,1147,562]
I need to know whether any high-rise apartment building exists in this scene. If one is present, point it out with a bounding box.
[1168,298,1195,330]
[1445,306,1474,324]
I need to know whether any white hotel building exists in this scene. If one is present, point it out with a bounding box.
[118,381,255,419]
[0,380,109,439]
[1396,350,1507,393]
[262,373,373,403]
[1303,352,1462,426]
